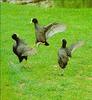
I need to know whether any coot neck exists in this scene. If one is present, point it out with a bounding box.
[62,41,67,48]
[34,22,40,30]
[14,38,20,46]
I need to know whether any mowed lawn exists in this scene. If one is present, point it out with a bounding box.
[1,3,92,100]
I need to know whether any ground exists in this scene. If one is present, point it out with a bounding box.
[1,3,92,100]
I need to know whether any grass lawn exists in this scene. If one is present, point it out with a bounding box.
[1,3,92,100]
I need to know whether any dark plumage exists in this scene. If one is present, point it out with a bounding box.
[58,39,84,75]
[31,18,66,46]
[12,33,36,63]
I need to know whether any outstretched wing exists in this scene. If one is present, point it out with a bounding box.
[69,41,84,54]
[17,42,37,56]
[22,47,37,56]
[44,23,66,39]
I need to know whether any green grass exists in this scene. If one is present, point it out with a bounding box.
[1,3,92,100]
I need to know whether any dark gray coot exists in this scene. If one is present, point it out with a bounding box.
[12,33,36,63]
[58,39,84,75]
[31,18,66,46]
